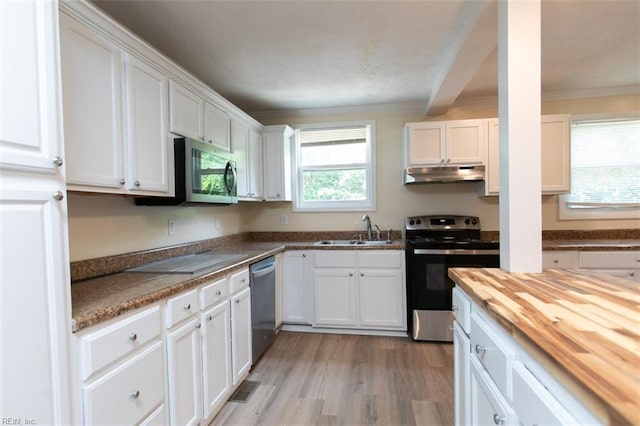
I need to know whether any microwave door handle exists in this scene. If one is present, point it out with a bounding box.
[224,161,236,195]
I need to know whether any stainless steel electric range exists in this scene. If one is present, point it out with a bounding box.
[405,215,499,342]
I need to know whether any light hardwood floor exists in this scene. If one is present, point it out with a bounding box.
[212,331,454,426]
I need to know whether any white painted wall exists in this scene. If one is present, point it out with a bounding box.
[66,94,639,261]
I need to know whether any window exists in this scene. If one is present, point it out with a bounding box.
[293,121,376,212]
[559,116,640,220]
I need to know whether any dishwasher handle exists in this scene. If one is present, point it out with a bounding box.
[251,261,275,278]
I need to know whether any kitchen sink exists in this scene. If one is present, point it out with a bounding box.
[314,240,395,246]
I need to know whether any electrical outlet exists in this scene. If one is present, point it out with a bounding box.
[280,214,288,225]
[168,219,175,236]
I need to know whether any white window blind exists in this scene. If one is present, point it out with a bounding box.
[565,119,640,209]
[293,121,375,212]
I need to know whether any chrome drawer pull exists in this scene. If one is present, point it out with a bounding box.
[195,322,201,329]
[475,344,487,354]
[215,290,222,296]
[129,333,137,341]
[130,390,140,399]
[493,413,505,424]
[184,303,191,310]
[207,315,213,321]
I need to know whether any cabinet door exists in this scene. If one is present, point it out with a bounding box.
[470,357,516,426]
[542,251,577,269]
[60,12,124,190]
[405,122,446,165]
[282,251,309,324]
[125,54,170,194]
[446,120,486,164]
[169,80,203,141]
[201,301,231,419]
[0,0,63,173]
[313,269,357,326]
[204,101,230,150]
[1,187,73,424]
[262,125,293,201]
[453,322,470,426]
[358,269,404,328]
[232,120,250,198]
[166,318,202,426]
[540,115,570,194]
[230,287,252,385]
[483,119,500,195]
[248,130,264,199]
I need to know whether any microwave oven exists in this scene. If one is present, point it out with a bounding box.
[135,137,237,206]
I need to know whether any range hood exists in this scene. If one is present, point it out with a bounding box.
[404,164,485,184]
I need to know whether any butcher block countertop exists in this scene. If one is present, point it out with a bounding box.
[448,267,639,426]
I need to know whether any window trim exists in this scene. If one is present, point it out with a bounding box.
[292,120,376,212]
[558,112,640,220]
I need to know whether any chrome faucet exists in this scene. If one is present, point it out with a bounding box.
[362,214,372,240]
[374,224,381,241]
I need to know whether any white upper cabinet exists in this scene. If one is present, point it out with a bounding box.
[481,114,571,196]
[125,54,171,194]
[232,120,263,200]
[404,119,486,166]
[60,12,124,190]
[169,80,231,151]
[262,125,294,201]
[60,9,173,196]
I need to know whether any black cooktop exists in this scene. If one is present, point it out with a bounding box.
[405,215,499,250]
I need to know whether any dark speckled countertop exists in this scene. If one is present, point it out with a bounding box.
[70,229,638,333]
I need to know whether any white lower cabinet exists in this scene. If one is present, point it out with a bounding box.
[231,286,252,385]
[578,250,640,282]
[312,250,406,331]
[542,250,578,269]
[282,251,311,324]
[166,316,202,426]
[201,301,232,419]
[75,304,165,425]
[454,287,602,426]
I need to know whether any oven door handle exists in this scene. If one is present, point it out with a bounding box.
[413,249,500,255]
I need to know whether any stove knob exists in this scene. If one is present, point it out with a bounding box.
[465,218,471,225]
[471,218,478,225]
[415,219,421,225]
[409,219,415,225]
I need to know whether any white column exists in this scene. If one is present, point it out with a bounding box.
[498,0,542,272]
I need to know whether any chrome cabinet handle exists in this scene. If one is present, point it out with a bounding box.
[184,303,191,310]
[493,413,505,424]
[130,390,140,399]
[134,180,140,187]
[208,139,213,144]
[200,137,206,141]
[349,272,354,277]
[235,299,240,304]
[360,273,364,277]
[195,322,201,329]
[129,333,137,341]
[53,157,63,167]
[553,259,559,264]
[53,191,64,201]
[119,178,125,185]
[302,253,306,258]
[475,344,487,354]
[207,315,213,321]
[215,290,222,296]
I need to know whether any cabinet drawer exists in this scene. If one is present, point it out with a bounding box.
[358,251,403,269]
[229,267,250,294]
[314,251,357,268]
[200,277,228,309]
[512,362,576,426]
[165,289,198,328]
[79,305,161,380]
[452,286,471,334]
[470,311,515,399]
[579,251,640,269]
[84,342,164,425]
[542,251,577,269]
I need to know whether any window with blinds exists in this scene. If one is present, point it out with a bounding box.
[559,117,640,220]
[293,121,376,212]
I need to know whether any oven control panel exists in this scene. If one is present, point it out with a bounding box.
[405,215,480,231]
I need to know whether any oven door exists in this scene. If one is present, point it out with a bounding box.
[407,248,499,341]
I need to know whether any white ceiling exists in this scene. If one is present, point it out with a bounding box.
[91,0,640,117]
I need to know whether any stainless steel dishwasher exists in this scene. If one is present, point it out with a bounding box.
[249,256,276,363]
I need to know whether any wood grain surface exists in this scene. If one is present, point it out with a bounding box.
[448,267,639,426]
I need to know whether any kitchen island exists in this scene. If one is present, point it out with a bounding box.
[449,267,639,426]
